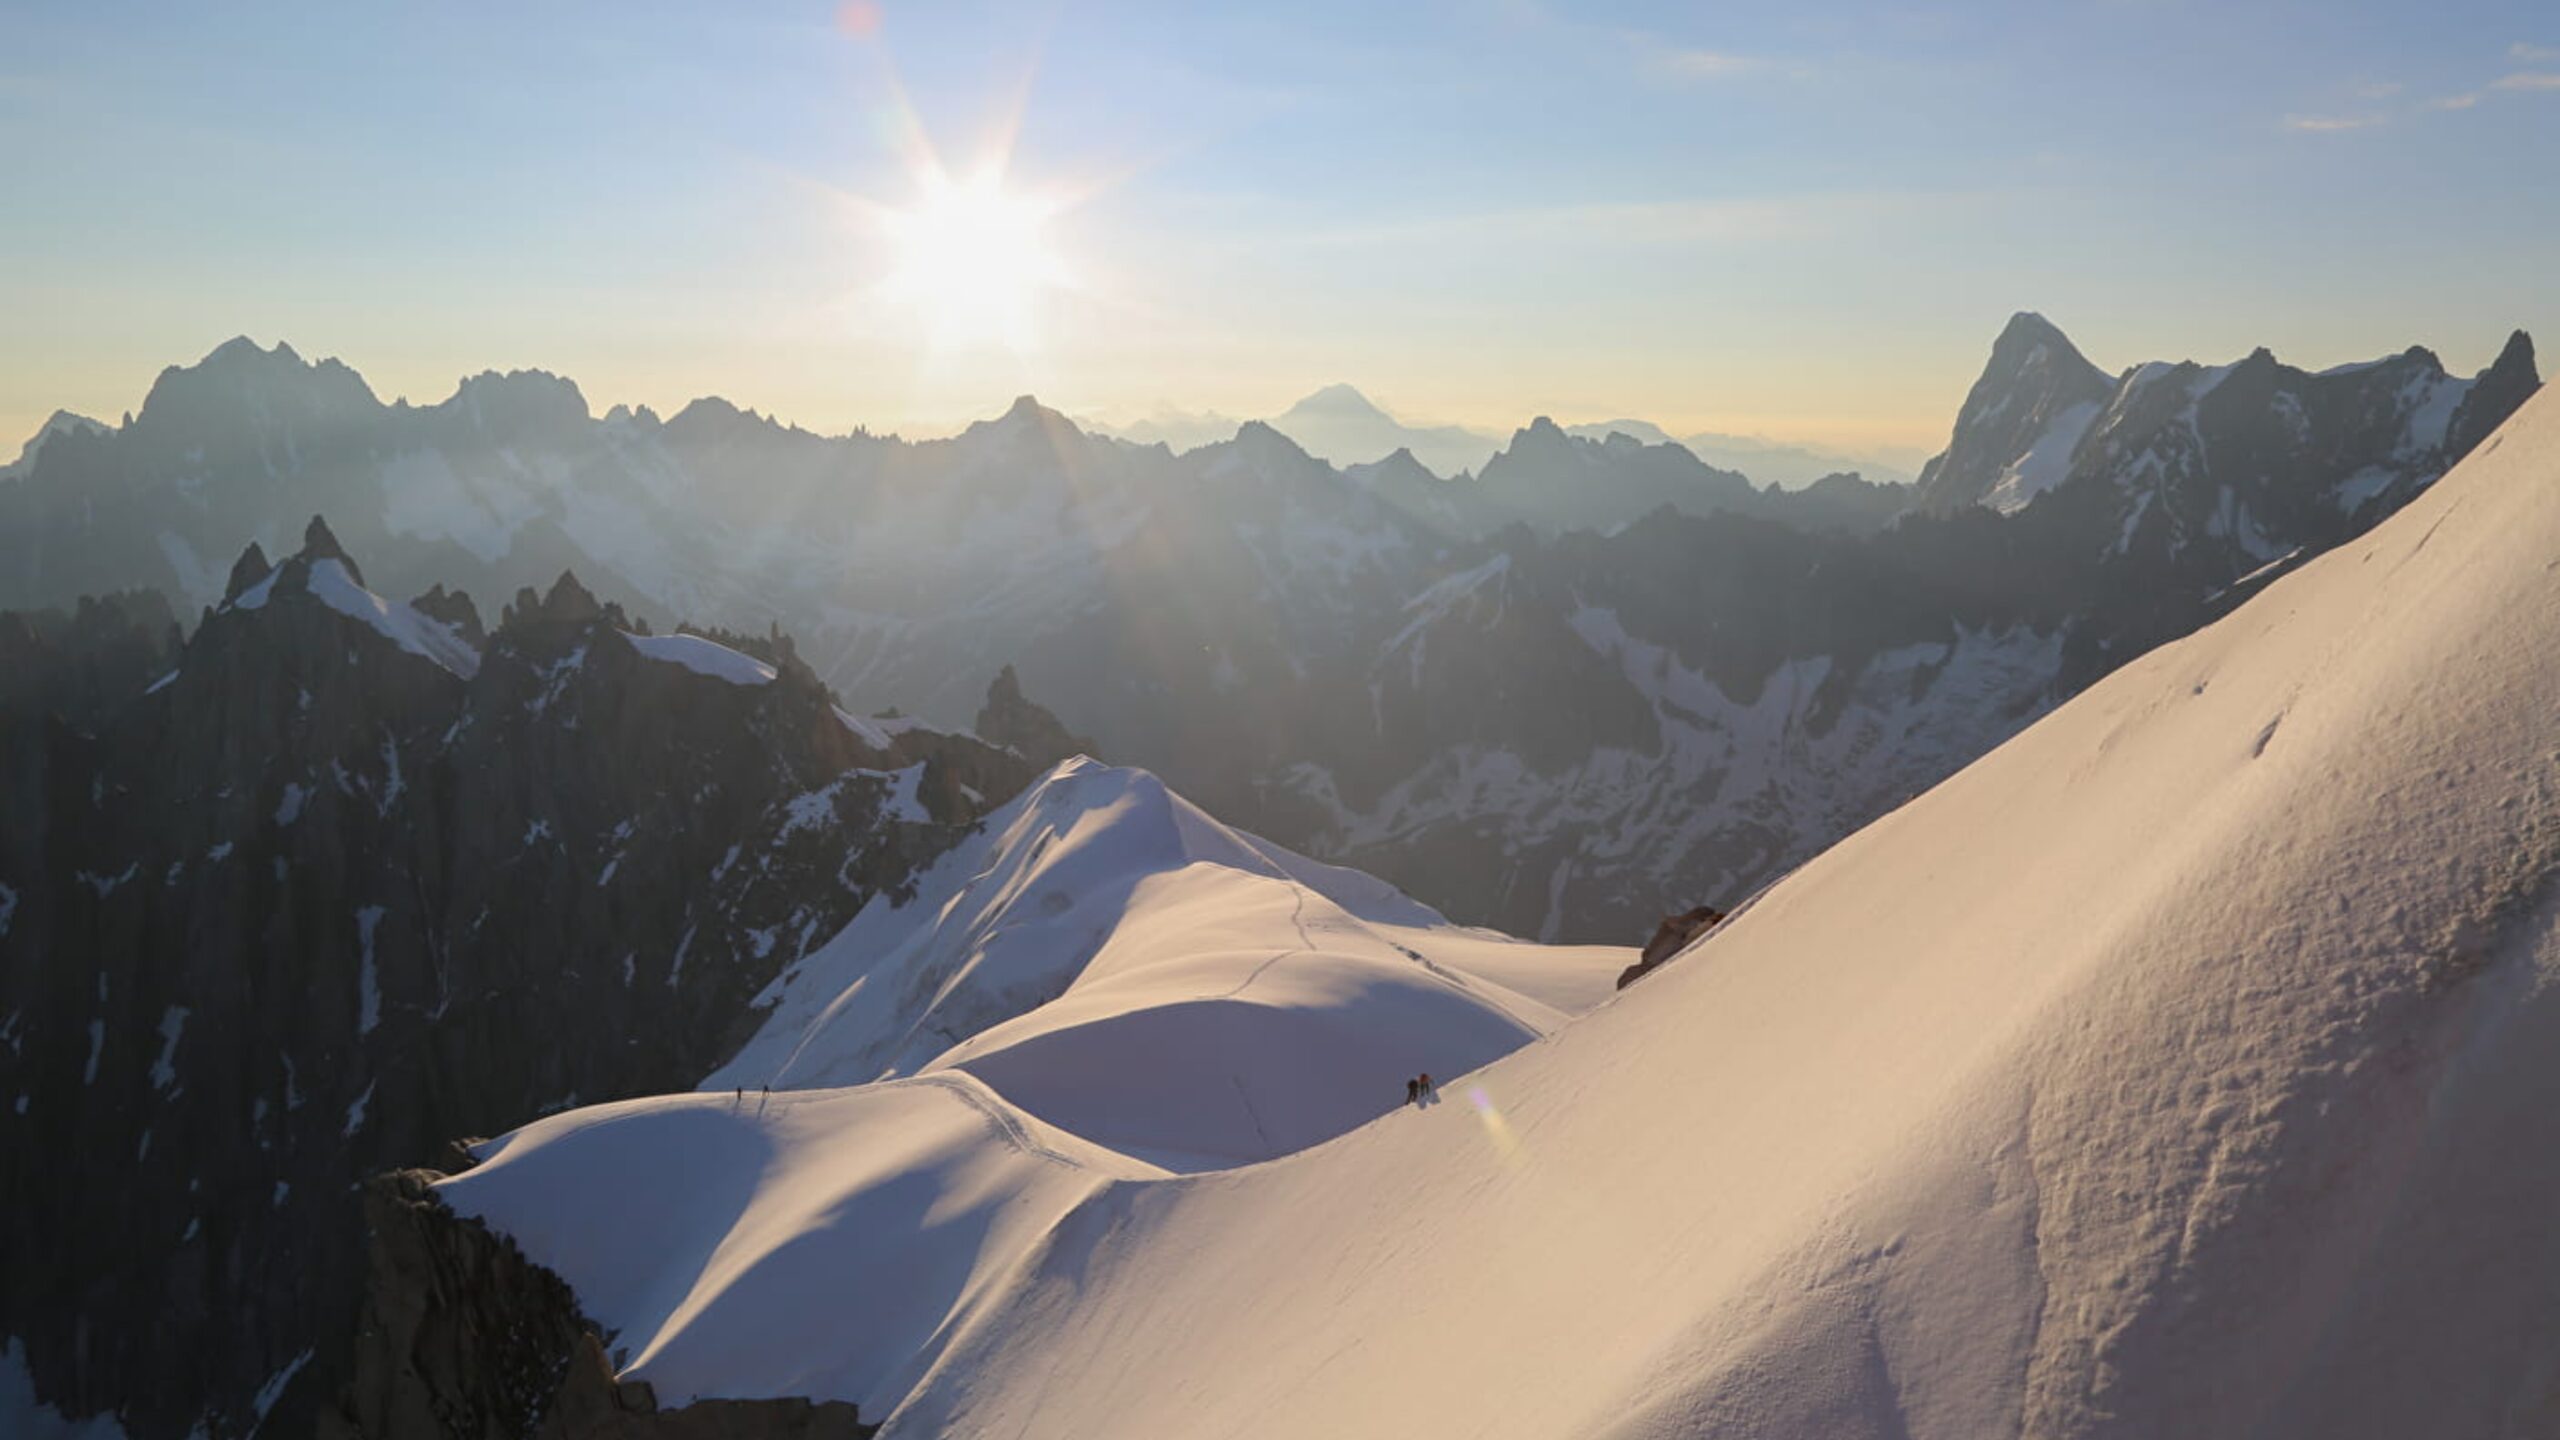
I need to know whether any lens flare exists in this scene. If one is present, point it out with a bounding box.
[1468,1085,1522,1165]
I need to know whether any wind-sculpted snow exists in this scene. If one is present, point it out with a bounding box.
[704,757,1623,1165]
[303,559,482,678]
[439,1076,1139,1416]
[467,387,2560,1435]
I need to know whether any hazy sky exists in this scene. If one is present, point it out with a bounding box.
[5,0,2556,458]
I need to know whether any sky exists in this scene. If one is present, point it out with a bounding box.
[3,0,2556,460]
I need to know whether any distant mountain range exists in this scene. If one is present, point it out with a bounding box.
[1090,384,1923,487]
[0,316,2534,947]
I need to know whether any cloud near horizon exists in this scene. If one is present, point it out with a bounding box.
[2291,43,2560,132]
[1651,47,1763,79]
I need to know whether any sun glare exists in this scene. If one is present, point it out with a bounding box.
[878,171,1069,352]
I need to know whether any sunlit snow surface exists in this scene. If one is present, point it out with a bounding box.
[446,758,1628,1408]
[621,631,777,686]
[449,391,2560,1440]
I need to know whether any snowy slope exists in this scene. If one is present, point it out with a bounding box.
[859,385,2560,1437]
[439,1077,1144,1415]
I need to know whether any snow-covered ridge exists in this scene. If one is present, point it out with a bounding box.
[305,560,481,678]
[621,631,776,686]
[704,756,1621,1163]
[226,554,481,679]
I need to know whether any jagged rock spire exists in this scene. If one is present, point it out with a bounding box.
[409,584,487,647]
[223,542,273,603]
[975,664,1096,769]
[299,514,364,586]
[500,572,605,632]
[2450,330,2542,457]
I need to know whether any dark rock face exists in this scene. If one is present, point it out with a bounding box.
[327,1170,590,1440]
[0,531,1050,1438]
[325,1172,873,1440]
[538,1338,873,1440]
[1617,905,1727,989]
[2449,330,2538,456]
[0,590,181,726]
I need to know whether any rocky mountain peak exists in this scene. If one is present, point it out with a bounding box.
[205,334,277,366]
[661,397,798,455]
[223,541,274,603]
[975,663,1097,770]
[1225,418,1312,458]
[1285,384,1392,421]
[299,513,361,584]
[1912,313,2114,513]
[1992,309,2076,350]
[1363,446,1435,483]
[499,571,609,633]
[2450,329,2542,455]
[960,395,1085,456]
[2488,328,2537,380]
[444,369,591,443]
[134,336,383,441]
[409,584,486,647]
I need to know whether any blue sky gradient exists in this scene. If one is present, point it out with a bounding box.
[5,0,2554,453]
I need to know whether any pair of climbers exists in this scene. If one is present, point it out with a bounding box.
[1404,1072,1437,1106]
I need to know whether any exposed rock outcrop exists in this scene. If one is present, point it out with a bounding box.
[325,1172,874,1440]
[1616,905,1727,988]
[975,663,1097,769]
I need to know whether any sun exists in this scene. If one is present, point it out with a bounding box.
[877,170,1070,353]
